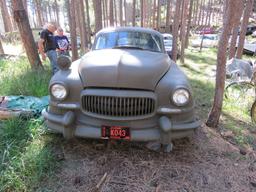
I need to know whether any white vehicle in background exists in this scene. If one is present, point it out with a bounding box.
[191,34,219,48]
[242,41,256,55]
[162,33,180,59]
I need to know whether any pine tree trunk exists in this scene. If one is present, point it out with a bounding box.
[0,0,13,32]
[85,0,91,45]
[119,0,123,26]
[206,0,239,128]
[93,0,103,33]
[197,0,202,25]
[153,0,157,29]
[109,0,114,26]
[165,0,171,32]
[185,0,193,48]
[23,0,28,13]
[114,0,118,26]
[0,38,4,54]
[78,0,88,54]
[105,0,109,27]
[124,0,127,26]
[205,0,210,26]
[12,0,42,69]
[140,0,144,27]
[35,0,43,27]
[156,0,161,30]
[180,0,189,64]
[171,0,182,62]
[192,0,198,26]
[54,0,60,26]
[236,0,253,59]
[207,0,212,26]
[200,0,205,26]
[102,0,106,27]
[68,0,78,61]
[228,0,243,59]
[132,0,136,26]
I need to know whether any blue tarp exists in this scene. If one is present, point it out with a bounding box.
[0,96,49,117]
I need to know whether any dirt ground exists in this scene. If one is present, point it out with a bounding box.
[41,124,256,192]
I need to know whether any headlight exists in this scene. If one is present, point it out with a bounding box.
[172,88,190,106]
[51,84,68,100]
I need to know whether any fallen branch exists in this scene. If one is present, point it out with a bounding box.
[95,172,108,192]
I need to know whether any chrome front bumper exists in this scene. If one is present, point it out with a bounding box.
[42,108,201,141]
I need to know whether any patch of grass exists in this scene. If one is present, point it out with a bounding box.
[0,118,57,191]
[181,47,256,147]
[0,57,51,97]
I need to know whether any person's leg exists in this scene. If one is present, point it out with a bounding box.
[46,50,59,74]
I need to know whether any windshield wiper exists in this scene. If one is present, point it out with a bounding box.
[112,46,144,50]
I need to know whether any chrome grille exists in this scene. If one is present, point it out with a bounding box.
[81,95,155,117]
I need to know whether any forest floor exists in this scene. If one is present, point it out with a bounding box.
[0,47,256,192]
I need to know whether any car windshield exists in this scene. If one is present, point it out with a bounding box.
[94,31,163,52]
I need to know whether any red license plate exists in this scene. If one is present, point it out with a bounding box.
[101,126,130,140]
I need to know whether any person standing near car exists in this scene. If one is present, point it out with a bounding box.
[55,27,70,56]
[38,22,58,74]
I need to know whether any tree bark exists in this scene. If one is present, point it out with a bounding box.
[109,0,114,26]
[171,0,182,62]
[228,0,244,59]
[102,0,106,27]
[119,0,123,26]
[152,0,157,29]
[165,0,171,32]
[93,0,103,33]
[78,0,88,54]
[34,0,43,27]
[124,0,127,26]
[114,0,118,26]
[206,0,239,128]
[11,0,43,69]
[156,0,161,30]
[54,0,60,26]
[105,0,109,27]
[23,0,28,13]
[140,0,144,27]
[68,0,78,61]
[0,0,13,32]
[236,0,253,59]
[132,0,136,26]
[197,0,202,25]
[85,0,92,45]
[185,0,193,48]
[0,38,4,54]
[180,0,189,64]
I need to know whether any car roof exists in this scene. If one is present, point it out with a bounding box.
[96,27,163,37]
[162,33,173,37]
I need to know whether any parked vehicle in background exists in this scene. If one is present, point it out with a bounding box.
[162,33,180,59]
[199,27,215,35]
[244,25,256,36]
[42,27,200,152]
[191,34,219,48]
[242,41,256,55]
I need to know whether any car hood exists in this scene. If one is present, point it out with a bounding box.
[78,49,170,90]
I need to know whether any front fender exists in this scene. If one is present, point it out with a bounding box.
[50,59,83,103]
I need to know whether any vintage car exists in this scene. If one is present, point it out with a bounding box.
[42,27,200,151]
